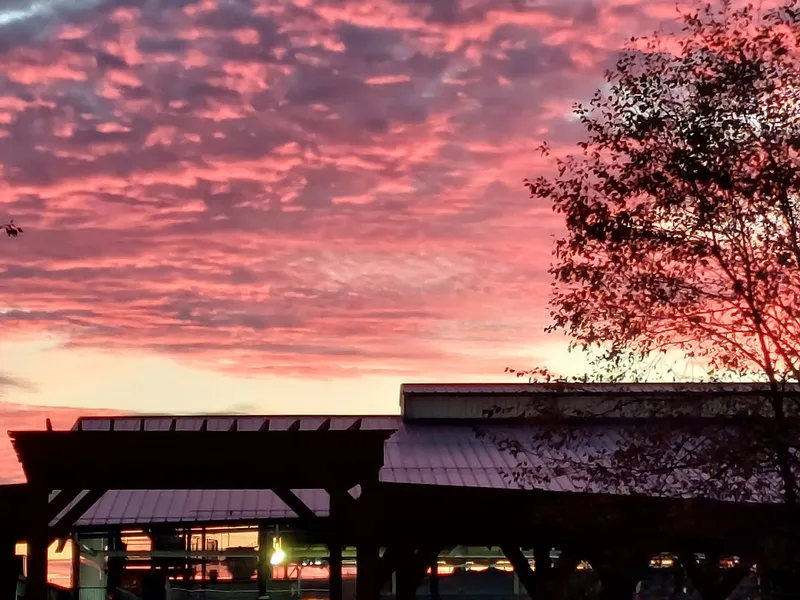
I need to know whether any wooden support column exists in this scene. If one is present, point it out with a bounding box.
[26,490,50,600]
[0,535,20,600]
[356,538,380,600]
[328,489,351,600]
[72,533,80,595]
[395,548,417,600]
[429,558,439,600]
[355,481,381,600]
[257,525,271,598]
[396,547,442,600]
[329,542,343,600]
[534,544,551,575]
[591,551,648,600]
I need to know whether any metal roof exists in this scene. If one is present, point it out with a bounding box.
[59,414,784,528]
[400,382,800,394]
[76,489,329,526]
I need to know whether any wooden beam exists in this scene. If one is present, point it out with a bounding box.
[272,488,318,525]
[500,545,538,598]
[47,489,82,523]
[50,489,107,539]
[406,546,442,595]
[376,546,404,589]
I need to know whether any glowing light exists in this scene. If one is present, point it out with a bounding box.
[270,537,286,566]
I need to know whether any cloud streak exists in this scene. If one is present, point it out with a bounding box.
[0,0,706,380]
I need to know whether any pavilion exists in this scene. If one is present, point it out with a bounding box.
[1,383,793,600]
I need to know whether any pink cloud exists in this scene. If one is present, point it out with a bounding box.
[0,0,720,384]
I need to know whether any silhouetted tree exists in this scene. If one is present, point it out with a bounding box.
[499,0,800,595]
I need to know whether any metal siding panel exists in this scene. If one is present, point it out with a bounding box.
[420,469,437,485]
[210,489,231,520]
[450,442,472,469]
[182,490,202,521]
[437,441,459,469]
[486,469,506,488]
[144,419,173,431]
[328,417,358,430]
[86,491,118,526]
[361,417,399,430]
[433,469,450,486]
[120,491,145,523]
[108,490,135,521]
[237,418,265,432]
[470,438,497,469]
[406,469,423,484]
[103,491,127,522]
[75,491,104,525]
[414,439,435,469]
[396,438,419,469]
[242,490,259,518]
[225,490,244,520]
[175,418,205,431]
[129,491,153,522]
[445,469,464,487]
[383,442,402,468]
[472,468,492,487]
[166,490,190,522]
[152,490,175,521]
[255,490,276,516]
[196,489,217,520]
[380,468,400,483]
[206,418,234,432]
[429,440,452,469]
[299,417,327,430]
[269,417,297,431]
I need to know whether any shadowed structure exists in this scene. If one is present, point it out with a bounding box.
[2,384,793,600]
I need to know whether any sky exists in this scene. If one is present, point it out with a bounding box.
[0,0,694,480]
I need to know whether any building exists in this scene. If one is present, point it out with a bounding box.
[2,383,793,600]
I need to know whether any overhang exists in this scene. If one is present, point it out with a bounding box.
[9,429,393,490]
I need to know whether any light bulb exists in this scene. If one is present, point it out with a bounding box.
[270,547,287,565]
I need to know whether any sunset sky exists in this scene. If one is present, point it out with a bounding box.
[0,0,696,479]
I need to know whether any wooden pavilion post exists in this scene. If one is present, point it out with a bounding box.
[26,489,50,600]
[0,534,20,600]
[355,483,381,600]
[327,490,347,600]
